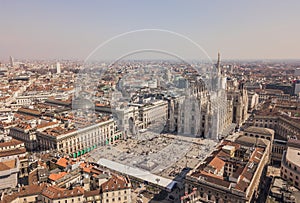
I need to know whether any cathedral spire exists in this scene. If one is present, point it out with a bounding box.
[217,52,221,75]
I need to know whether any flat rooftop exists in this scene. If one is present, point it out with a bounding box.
[286,147,300,166]
[98,158,177,191]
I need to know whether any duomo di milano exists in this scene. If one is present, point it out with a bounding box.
[168,53,248,140]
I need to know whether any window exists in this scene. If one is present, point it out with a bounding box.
[191,127,195,134]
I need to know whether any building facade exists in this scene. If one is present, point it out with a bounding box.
[185,137,270,203]
[37,119,122,155]
[281,139,300,190]
[0,159,19,191]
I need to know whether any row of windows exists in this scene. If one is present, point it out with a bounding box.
[255,119,276,123]
[105,190,127,197]
[244,133,272,140]
[105,196,127,202]
[284,161,299,172]
[58,198,81,203]
[42,197,81,203]
[283,174,299,187]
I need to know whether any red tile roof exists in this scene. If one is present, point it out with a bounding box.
[48,172,67,181]
[41,186,84,199]
[101,175,130,192]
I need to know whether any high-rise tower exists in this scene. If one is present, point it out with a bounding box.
[56,62,61,74]
[9,56,14,67]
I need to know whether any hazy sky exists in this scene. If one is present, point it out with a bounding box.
[1,1,300,61]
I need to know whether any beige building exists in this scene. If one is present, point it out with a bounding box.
[0,159,19,191]
[0,138,28,178]
[101,175,131,203]
[41,186,84,203]
[37,118,122,155]
[243,126,274,141]
[0,184,46,203]
[85,175,131,203]
[251,99,300,140]
[139,100,168,130]
[281,139,300,189]
[251,109,300,164]
[243,126,280,163]
[8,119,63,152]
[9,123,37,151]
[185,136,270,203]
[129,99,168,131]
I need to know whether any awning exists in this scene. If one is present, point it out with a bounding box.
[73,153,77,158]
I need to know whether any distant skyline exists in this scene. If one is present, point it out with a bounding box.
[1,1,300,61]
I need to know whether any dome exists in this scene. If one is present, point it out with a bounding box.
[72,97,94,110]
